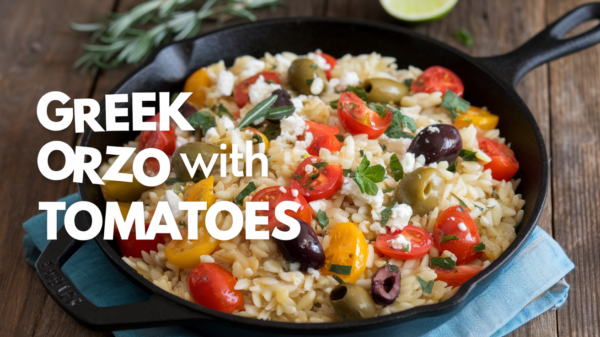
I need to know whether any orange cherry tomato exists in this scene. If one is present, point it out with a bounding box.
[434,265,483,287]
[316,51,337,80]
[251,186,312,231]
[308,134,341,156]
[184,68,211,107]
[411,66,464,97]
[477,137,519,182]
[290,156,343,202]
[375,225,433,260]
[337,91,393,139]
[453,106,499,130]
[233,72,279,108]
[188,263,244,314]
[137,113,176,174]
[433,206,482,265]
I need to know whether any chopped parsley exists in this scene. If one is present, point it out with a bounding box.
[441,89,470,122]
[215,103,233,119]
[354,156,386,196]
[367,102,388,119]
[329,99,339,109]
[388,264,399,272]
[291,174,302,180]
[459,149,478,162]
[474,204,484,211]
[345,85,367,101]
[455,196,468,208]
[262,124,281,141]
[404,78,414,87]
[306,78,314,85]
[359,149,365,157]
[441,235,460,243]
[170,92,180,104]
[402,245,410,252]
[309,186,314,190]
[389,153,404,181]
[430,257,456,269]
[187,109,215,136]
[473,242,486,252]
[447,162,458,173]
[454,28,474,47]
[166,178,185,186]
[179,220,187,228]
[417,276,434,294]
[382,188,395,194]
[335,134,345,142]
[317,209,329,229]
[312,161,328,169]
[380,202,397,227]
[328,264,352,275]
[343,169,354,177]
[332,275,345,284]
[234,182,256,205]
[381,144,387,151]
[384,105,417,139]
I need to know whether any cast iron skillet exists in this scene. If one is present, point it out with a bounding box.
[36,3,600,336]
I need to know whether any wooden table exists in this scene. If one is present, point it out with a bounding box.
[1,0,598,335]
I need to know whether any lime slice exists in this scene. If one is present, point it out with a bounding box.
[380,0,458,23]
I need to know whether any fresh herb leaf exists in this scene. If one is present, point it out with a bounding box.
[384,105,417,139]
[265,105,295,120]
[236,95,278,129]
[216,103,233,119]
[389,153,404,181]
[362,165,386,183]
[475,204,484,211]
[291,174,302,180]
[252,133,264,145]
[328,264,352,275]
[382,188,395,193]
[388,264,399,272]
[355,175,379,196]
[306,78,314,85]
[353,156,386,196]
[343,169,354,177]
[170,92,180,104]
[430,257,456,269]
[359,149,365,157]
[234,182,256,205]
[441,90,470,122]
[332,275,345,284]
[329,99,339,109]
[367,102,388,118]
[346,86,367,101]
[492,191,499,198]
[404,78,414,87]
[262,124,281,141]
[335,134,345,142]
[309,186,314,190]
[187,109,215,136]
[459,149,478,162]
[381,145,387,151]
[166,178,185,185]
[441,235,460,243]
[266,79,276,84]
[447,162,458,173]
[311,63,318,70]
[473,242,486,252]
[317,209,329,229]
[402,245,410,252]
[455,196,468,208]
[459,206,466,213]
[417,276,434,295]
[380,202,397,227]
[179,220,187,228]
[454,28,474,47]
[313,161,328,169]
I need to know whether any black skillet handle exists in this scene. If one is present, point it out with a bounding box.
[478,2,600,87]
[36,212,211,331]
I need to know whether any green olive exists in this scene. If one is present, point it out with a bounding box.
[101,176,152,202]
[171,142,221,181]
[329,284,376,321]
[395,167,445,216]
[288,58,327,95]
[363,78,409,104]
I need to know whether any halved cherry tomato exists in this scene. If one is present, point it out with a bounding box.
[290,156,343,201]
[184,68,211,107]
[411,66,465,97]
[233,71,279,108]
[477,137,519,182]
[303,120,340,139]
[322,222,368,283]
[434,265,483,287]
[433,206,482,265]
[251,186,312,231]
[453,106,499,130]
[375,225,433,260]
[137,113,176,174]
[308,134,341,156]
[188,263,244,314]
[115,202,166,258]
[337,91,393,139]
[316,51,337,80]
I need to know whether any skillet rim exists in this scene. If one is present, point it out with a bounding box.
[80,16,549,331]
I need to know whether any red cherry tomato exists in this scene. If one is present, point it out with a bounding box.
[337,91,393,139]
[116,223,166,258]
[375,225,433,260]
[477,137,519,182]
[251,186,312,230]
[188,263,244,314]
[290,156,343,202]
[304,120,339,139]
[316,51,337,80]
[434,265,483,287]
[137,113,176,174]
[433,206,482,265]
[233,72,279,108]
[411,66,465,97]
[308,134,341,156]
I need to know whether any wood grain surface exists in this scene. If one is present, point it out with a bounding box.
[1,0,597,336]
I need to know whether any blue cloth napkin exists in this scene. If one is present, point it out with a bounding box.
[23,194,574,337]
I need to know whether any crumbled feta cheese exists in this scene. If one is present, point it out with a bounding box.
[290,94,308,114]
[441,250,458,262]
[278,113,306,143]
[416,154,426,167]
[294,131,313,150]
[310,53,331,70]
[240,59,266,79]
[309,199,331,214]
[221,116,235,130]
[428,126,440,133]
[339,71,360,87]
[291,189,298,197]
[275,53,292,72]
[217,70,235,96]
[311,157,317,163]
[163,190,184,219]
[458,222,467,231]
[248,75,281,105]
[310,75,325,95]
[401,152,416,173]
[203,127,220,143]
[385,204,413,233]
[305,164,315,174]
[307,267,321,279]
[279,187,287,194]
[378,134,412,155]
[340,177,384,209]
[388,234,411,251]
[231,129,246,158]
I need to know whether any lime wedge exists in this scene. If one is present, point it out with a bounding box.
[380,0,458,23]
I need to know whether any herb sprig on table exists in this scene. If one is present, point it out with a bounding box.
[71,0,282,73]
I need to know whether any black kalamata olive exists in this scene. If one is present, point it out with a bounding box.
[275,219,325,271]
[180,102,198,119]
[371,265,401,305]
[407,124,462,164]
[267,89,294,124]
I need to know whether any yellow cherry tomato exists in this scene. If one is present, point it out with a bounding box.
[184,68,211,107]
[166,176,219,269]
[453,106,499,130]
[322,222,369,283]
[245,128,270,153]
[118,202,131,218]
[102,176,152,202]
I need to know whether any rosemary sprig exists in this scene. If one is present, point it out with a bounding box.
[71,0,282,73]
